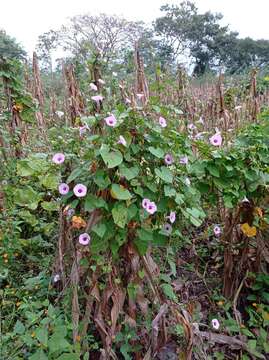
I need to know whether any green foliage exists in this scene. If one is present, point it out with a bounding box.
[1,43,269,359]
[0,30,26,61]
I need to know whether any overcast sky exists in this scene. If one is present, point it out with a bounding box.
[1,0,269,54]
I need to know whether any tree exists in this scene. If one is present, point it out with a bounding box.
[225,38,269,73]
[36,30,59,72]
[154,1,238,75]
[0,30,26,63]
[37,14,146,66]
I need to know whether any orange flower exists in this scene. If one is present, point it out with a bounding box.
[71,216,86,229]
[241,223,257,237]
[13,103,24,112]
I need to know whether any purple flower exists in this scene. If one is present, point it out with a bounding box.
[164,154,173,166]
[195,132,204,140]
[79,233,91,246]
[98,78,105,85]
[73,184,87,198]
[59,183,69,195]
[187,123,196,131]
[91,95,103,102]
[213,225,221,237]
[90,83,98,91]
[118,135,127,146]
[146,201,157,215]
[197,117,204,125]
[142,198,150,209]
[163,223,172,235]
[67,208,75,218]
[168,211,176,224]
[105,114,117,127]
[210,133,222,146]
[125,98,131,104]
[52,153,65,164]
[179,156,188,165]
[159,116,167,128]
[211,319,220,330]
[79,126,87,136]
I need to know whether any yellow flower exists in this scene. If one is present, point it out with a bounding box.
[254,207,263,218]
[217,300,224,306]
[241,223,257,237]
[71,216,86,229]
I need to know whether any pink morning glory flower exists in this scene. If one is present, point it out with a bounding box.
[79,126,87,136]
[67,208,75,217]
[211,319,220,330]
[164,154,173,165]
[118,135,127,146]
[187,123,196,131]
[91,95,103,102]
[90,83,98,91]
[210,133,222,146]
[59,183,69,195]
[73,184,87,198]
[163,223,172,235]
[79,233,91,246]
[52,153,65,164]
[159,116,167,128]
[105,114,117,127]
[146,201,157,215]
[179,156,188,165]
[168,211,176,224]
[195,132,204,140]
[142,198,150,209]
[98,78,105,85]
[213,225,221,237]
[53,274,60,283]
